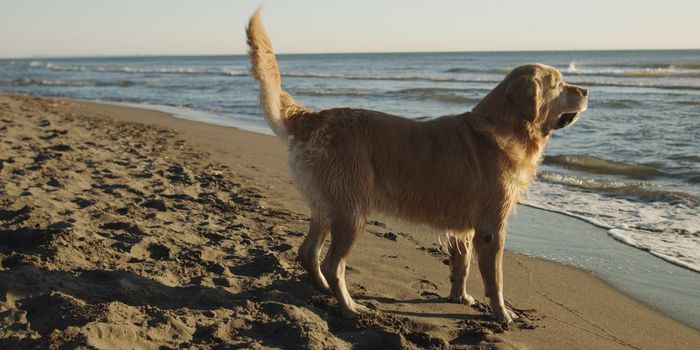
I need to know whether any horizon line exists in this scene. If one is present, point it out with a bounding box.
[2,47,700,60]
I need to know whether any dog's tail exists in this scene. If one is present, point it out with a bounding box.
[246,9,307,141]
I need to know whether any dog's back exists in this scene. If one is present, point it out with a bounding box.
[278,101,506,230]
[335,110,506,230]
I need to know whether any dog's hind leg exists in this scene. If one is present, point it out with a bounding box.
[475,224,517,324]
[321,214,368,318]
[448,230,477,305]
[298,217,331,293]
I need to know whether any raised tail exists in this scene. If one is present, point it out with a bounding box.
[246,9,307,141]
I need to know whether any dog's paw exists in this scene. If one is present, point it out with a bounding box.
[449,291,477,306]
[341,302,370,318]
[312,278,332,295]
[492,305,518,324]
[315,284,332,295]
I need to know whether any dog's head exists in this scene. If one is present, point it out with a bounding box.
[502,64,588,134]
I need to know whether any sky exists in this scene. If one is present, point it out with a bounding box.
[1,0,699,58]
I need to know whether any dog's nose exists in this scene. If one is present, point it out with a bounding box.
[580,88,588,97]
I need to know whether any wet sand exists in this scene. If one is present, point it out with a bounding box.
[0,94,698,349]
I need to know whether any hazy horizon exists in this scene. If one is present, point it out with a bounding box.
[4,48,700,61]
[1,0,699,58]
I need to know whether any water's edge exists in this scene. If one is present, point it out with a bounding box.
[522,202,700,273]
[508,206,700,330]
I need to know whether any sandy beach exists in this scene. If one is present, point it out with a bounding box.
[0,94,698,349]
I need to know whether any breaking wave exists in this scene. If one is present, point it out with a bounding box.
[39,63,247,77]
[387,87,483,104]
[281,71,500,84]
[537,171,697,205]
[566,60,700,78]
[1,78,138,88]
[543,154,665,178]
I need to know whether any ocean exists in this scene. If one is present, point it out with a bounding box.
[1,50,698,272]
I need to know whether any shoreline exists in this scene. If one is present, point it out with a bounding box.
[1,94,698,348]
[507,206,700,329]
[522,202,700,273]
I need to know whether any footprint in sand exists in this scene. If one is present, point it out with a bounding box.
[0,205,31,223]
[128,241,173,261]
[410,279,442,299]
[39,129,67,140]
[228,249,287,277]
[100,221,145,235]
[0,226,64,252]
[16,292,98,336]
[36,119,51,127]
[46,144,71,152]
[141,198,167,212]
[47,177,60,188]
[73,197,95,209]
[146,243,171,260]
[411,278,438,290]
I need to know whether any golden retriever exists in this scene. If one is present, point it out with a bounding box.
[246,10,588,323]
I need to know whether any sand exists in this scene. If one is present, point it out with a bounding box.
[0,94,698,349]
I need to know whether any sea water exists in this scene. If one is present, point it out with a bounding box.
[1,50,698,272]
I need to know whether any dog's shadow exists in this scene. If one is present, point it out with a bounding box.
[356,294,493,321]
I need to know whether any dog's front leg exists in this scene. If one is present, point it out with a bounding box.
[475,226,517,324]
[448,231,477,305]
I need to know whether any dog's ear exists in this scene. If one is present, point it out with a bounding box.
[505,76,541,122]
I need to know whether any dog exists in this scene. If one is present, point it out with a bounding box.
[246,10,588,323]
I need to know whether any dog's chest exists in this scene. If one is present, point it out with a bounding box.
[508,147,543,200]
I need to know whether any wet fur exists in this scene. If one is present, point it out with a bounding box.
[246,10,588,323]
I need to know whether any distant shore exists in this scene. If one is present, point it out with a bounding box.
[0,94,697,349]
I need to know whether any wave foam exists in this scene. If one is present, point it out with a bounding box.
[543,154,665,178]
[565,60,700,78]
[525,180,700,273]
[444,67,511,74]
[292,88,373,97]
[282,71,500,84]
[538,171,697,205]
[2,78,141,88]
[388,88,483,104]
[41,63,247,77]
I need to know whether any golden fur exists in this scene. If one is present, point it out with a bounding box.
[246,10,588,323]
